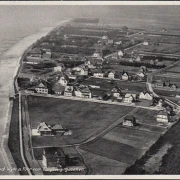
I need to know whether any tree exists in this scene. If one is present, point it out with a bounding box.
[122,26,128,32]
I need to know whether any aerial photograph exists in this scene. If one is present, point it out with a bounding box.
[1,2,180,177]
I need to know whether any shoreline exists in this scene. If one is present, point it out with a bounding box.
[0,18,71,175]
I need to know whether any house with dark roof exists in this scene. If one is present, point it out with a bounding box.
[35,82,48,94]
[42,147,67,169]
[123,116,136,127]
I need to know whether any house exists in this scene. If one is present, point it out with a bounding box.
[135,55,141,62]
[93,69,104,78]
[123,116,136,127]
[35,82,48,94]
[102,35,108,40]
[164,80,170,87]
[114,41,122,45]
[156,99,163,108]
[108,71,115,79]
[136,71,145,78]
[143,41,149,46]
[54,64,65,72]
[64,86,74,97]
[51,124,66,136]
[107,39,114,45]
[74,86,91,98]
[155,79,164,88]
[42,147,67,169]
[139,92,153,100]
[58,76,68,86]
[37,122,52,136]
[117,50,124,57]
[156,110,169,123]
[98,92,111,101]
[170,84,177,90]
[110,86,122,98]
[121,72,129,81]
[53,84,65,95]
[73,67,88,76]
[124,93,136,103]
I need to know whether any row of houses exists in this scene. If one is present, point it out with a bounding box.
[32,122,72,136]
[155,79,178,90]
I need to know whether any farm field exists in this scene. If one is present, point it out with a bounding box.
[78,148,130,175]
[27,95,134,147]
[129,43,180,54]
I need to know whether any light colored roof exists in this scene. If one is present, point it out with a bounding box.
[38,122,51,132]
[51,124,64,130]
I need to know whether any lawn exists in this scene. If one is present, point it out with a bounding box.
[27,96,134,147]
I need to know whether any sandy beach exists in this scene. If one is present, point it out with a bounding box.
[0,19,70,175]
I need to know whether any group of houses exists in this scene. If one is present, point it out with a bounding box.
[42,147,85,172]
[155,79,178,90]
[32,122,72,136]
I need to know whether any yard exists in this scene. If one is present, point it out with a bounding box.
[27,95,134,147]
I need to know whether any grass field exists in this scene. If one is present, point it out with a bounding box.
[27,95,134,147]
[79,148,130,175]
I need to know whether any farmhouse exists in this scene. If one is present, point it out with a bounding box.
[110,86,122,98]
[36,122,52,136]
[35,82,48,94]
[42,147,67,169]
[73,66,88,76]
[123,116,136,127]
[156,110,170,123]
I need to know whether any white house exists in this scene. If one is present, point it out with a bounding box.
[54,64,64,72]
[143,41,149,46]
[139,92,153,100]
[73,67,88,76]
[136,72,145,78]
[124,93,136,103]
[117,50,124,57]
[108,71,115,79]
[135,55,141,62]
[121,72,129,81]
[156,110,169,123]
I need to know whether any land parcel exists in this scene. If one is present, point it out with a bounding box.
[27,95,135,147]
[79,108,166,174]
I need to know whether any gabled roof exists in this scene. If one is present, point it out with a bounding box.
[36,82,47,89]
[51,124,64,130]
[38,122,51,132]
